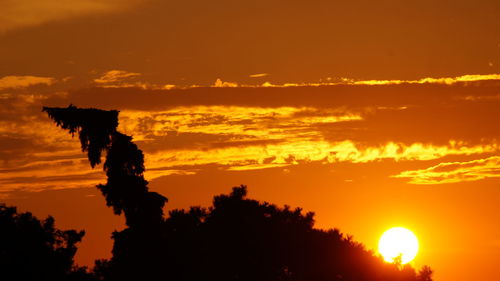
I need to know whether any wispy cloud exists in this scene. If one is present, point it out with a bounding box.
[256,74,500,88]
[119,106,363,142]
[160,74,500,89]
[460,94,500,102]
[93,69,143,87]
[213,79,238,88]
[0,155,104,192]
[116,106,498,177]
[141,140,498,176]
[0,0,146,33]
[91,73,500,90]
[351,74,500,85]
[93,70,178,89]
[249,73,269,78]
[94,70,140,83]
[392,156,500,184]
[0,75,55,90]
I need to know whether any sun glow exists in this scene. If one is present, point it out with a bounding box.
[378,227,419,264]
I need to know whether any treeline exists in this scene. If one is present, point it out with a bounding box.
[1,186,432,281]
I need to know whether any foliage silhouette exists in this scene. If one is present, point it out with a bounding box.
[43,105,167,228]
[417,266,434,281]
[41,105,434,281]
[44,105,167,281]
[0,204,93,281]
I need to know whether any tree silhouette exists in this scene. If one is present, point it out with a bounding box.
[44,105,167,280]
[42,105,434,281]
[417,266,434,281]
[43,105,166,228]
[0,204,93,281]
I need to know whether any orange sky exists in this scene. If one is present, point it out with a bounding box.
[1,1,499,281]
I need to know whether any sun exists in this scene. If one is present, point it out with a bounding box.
[378,227,419,264]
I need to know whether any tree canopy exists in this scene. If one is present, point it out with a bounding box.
[0,204,92,281]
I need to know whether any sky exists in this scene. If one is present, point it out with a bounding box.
[1,1,499,280]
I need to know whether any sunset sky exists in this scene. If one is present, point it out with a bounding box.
[1,1,499,281]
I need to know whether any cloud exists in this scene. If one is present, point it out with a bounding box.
[253,74,500,87]
[87,73,500,91]
[115,106,498,177]
[61,77,500,112]
[461,94,500,102]
[141,140,498,177]
[2,78,499,193]
[392,156,500,184]
[59,80,500,146]
[0,75,55,90]
[118,106,363,143]
[249,73,269,78]
[0,156,104,193]
[160,74,500,89]
[93,70,178,89]
[94,70,142,87]
[227,163,289,171]
[0,0,146,32]
[213,79,238,88]
[351,74,500,86]
[421,74,500,84]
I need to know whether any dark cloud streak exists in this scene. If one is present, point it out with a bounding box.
[45,81,500,110]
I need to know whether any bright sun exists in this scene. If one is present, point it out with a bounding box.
[378,227,419,264]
